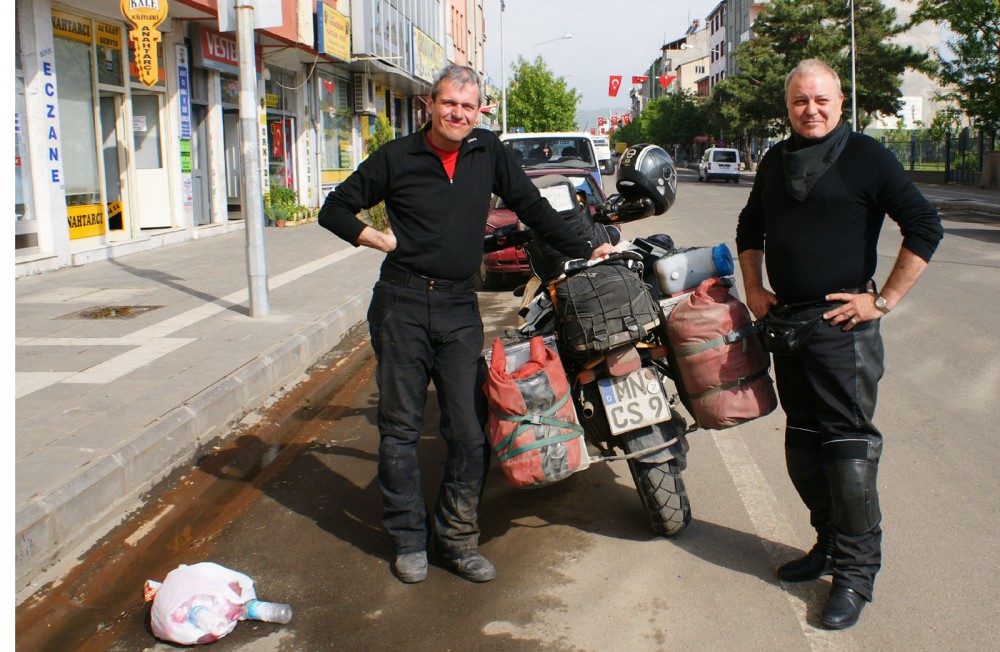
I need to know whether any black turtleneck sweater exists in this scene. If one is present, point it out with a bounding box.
[736,131,943,302]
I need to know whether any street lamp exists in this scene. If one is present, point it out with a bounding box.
[501,1,506,134]
[849,0,858,131]
[533,34,573,49]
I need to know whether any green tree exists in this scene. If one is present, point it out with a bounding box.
[718,0,930,135]
[504,56,580,132]
[611,120,642,148]
[361,113,395,231]
[640,91,708,149]
[912,0,1000,134]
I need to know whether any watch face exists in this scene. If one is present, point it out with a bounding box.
[875,296,889,312]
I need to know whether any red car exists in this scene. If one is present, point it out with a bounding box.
[480,168,608,289]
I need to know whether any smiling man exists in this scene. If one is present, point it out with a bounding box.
[736,59,943,629]
[319,65,613,585]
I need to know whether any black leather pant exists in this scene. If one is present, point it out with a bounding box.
[773,306,885,601]
[367,278,488,558]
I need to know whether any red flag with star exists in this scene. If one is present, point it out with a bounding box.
[609,75,622,96]
[658,75,676,89]
[631,76,648,84]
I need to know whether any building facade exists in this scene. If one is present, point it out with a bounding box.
[14,0,464,278]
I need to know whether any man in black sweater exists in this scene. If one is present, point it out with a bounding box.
[319,64,613,584]
[736,59,943,629]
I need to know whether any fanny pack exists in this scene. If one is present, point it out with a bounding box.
[755,306,824,355]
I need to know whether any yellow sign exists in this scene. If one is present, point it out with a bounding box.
[120,0,168,88]
[97,21,123,50]
[68,204,108,240]
[52,9,92,44]
[319,4,351,63]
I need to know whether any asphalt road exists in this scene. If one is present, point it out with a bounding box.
[18,169,1000,651]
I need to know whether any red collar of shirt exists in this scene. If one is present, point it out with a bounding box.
[425,132,460,179]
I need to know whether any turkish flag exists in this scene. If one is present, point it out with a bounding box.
[590,128,596,135]
[611,115,619,126]
[321,79,334,94]
[623,114,631,125]
[609,75,622,96]
[658,75,676,89]
[597,116,606,126]
[631,76,649,84]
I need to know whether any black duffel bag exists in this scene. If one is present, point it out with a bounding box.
[554,258,659,353]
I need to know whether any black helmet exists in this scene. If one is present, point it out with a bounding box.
[615,144,677,214]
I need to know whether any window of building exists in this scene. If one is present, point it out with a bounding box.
[319,73,353,170]
[54,33,101,207]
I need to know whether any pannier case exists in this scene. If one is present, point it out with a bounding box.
[665,277,777,429]
[483,337,590,488]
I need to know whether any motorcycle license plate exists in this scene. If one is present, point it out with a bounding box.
[597,368,671,435]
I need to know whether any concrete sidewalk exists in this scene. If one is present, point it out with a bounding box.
[14,221,382,599]
[13,180,998,601]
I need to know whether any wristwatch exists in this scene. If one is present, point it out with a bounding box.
[874,294,891,314]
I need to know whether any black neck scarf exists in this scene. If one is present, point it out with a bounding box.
[782,120,850,202]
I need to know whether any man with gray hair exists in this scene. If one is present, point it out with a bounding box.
[320,64,613,584]
[736,58,942,628]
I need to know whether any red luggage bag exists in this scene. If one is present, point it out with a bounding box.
[666,278,777,429]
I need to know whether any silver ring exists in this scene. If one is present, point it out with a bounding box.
[850,317,858,324]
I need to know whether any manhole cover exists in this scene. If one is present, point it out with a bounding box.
[59,305,163,320]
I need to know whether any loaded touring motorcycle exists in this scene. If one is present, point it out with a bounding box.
[482,144,776,537]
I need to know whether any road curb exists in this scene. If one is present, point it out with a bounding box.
[15,290,372,599]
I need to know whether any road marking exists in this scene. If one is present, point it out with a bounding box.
[15,247,367,396]
[712,431,852,651]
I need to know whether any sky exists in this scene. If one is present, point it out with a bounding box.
[483,0,722,112]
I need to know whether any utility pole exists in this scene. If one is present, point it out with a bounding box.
[500,0,506,134]
[236,1,270,317]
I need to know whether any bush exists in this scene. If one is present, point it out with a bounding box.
[361,114,395,232]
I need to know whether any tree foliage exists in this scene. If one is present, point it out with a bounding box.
[912,0,1000,133]
[639,92,709,147]
[717,0,930,136]
[505,56,580,132]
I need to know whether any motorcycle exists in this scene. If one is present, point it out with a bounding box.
[483,144,705,536]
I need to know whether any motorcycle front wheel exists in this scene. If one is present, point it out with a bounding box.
[625,430,692,537]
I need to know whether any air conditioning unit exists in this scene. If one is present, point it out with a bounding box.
[353,73,376,115]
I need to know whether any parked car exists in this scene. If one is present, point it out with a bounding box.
[698,147,741,183]
[480,167,608,289]
[500,132,605,193]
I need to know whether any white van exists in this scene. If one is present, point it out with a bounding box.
[589,135,614,174]
[500,131,605,193]
[698,148,741,183]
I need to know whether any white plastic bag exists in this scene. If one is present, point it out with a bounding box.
[146,562,257,645]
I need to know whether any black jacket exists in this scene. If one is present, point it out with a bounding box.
[319,126,595,280]
[736,132,943,302]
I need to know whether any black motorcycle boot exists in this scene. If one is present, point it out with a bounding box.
[777,529,835,582]
[825,454,883,604]
[778,441,834,582]
[821,586,867,629]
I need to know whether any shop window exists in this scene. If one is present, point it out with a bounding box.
[221,73,240,106]
[55,35,101,207]
[319,74,353,170]
[96,21,125,88]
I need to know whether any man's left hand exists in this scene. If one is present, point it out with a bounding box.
[823,290,882,330]
[589,243,616,260]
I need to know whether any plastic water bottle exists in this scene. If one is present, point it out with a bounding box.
[188,605,230,637]
[242,599,293,624]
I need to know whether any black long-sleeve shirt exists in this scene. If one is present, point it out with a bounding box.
[319,126,595,280]
[736,132,943,302]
